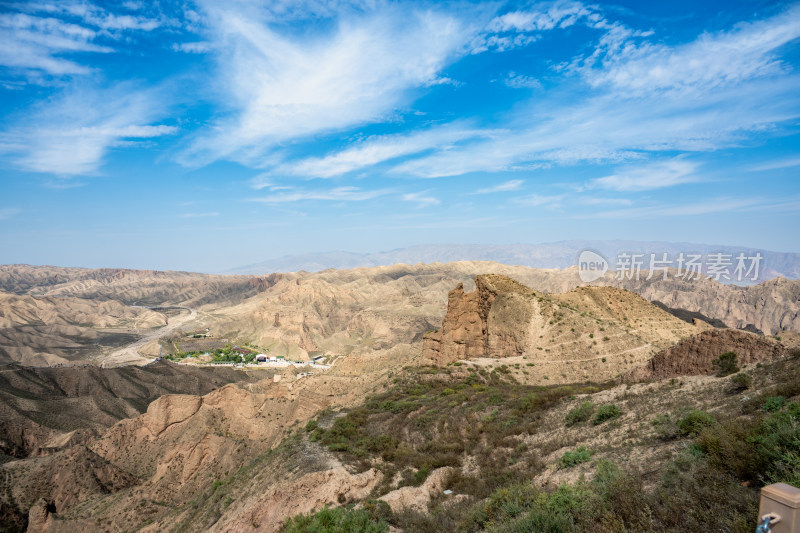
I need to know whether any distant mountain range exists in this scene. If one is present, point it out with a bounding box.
[226,241,800,282]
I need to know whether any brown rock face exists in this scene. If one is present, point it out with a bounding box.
[629,329,787,381]
[26,499,56,533]
[424,275,532,364]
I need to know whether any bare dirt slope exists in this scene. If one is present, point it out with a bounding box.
[0,360,257,460]
[0,290,167,366]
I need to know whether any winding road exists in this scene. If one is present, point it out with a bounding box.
[100,306,196,368]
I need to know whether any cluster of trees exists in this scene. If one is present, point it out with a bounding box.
[165,343,267,364]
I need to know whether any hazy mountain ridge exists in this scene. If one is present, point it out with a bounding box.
[227,241,800,281]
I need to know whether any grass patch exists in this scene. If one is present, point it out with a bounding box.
[559,446,593,468]
[592,404,621,425]
[565,402,594,427]
[678,410,715,437]
[281,505,389,533]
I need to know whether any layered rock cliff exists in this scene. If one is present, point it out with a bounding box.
[627,329,788,381]
[423,274,533,364]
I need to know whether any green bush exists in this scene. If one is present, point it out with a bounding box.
[713,351,739,377]
[729,373,752,392]
[282,506,389,533]
[413,466,430,486]
[763,396,786,412]
[559,446,593,468]
[592,404,621,425]
[678,410,715,436]
[565,402,594,426]
[652,413,680,440]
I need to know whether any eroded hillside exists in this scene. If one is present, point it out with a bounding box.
[3,262,799,368]
[423,274,711,383]
[1,263,799,533]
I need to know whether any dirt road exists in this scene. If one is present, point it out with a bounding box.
[100,307,196,368]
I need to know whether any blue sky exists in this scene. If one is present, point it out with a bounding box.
[0,0,799,272]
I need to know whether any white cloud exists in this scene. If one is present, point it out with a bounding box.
[402,191,440,207]
[20,2,165,33]
[424,76,462,87]
[2,82,176,175]
[580,5,800,95]
[473,179,524,194]
[250,186,390,204]
[749,157,800,172]
[513,193,564,208]
[278,124,491,178]
[504,71,541,89]
[587,159,698,191]
[180,1,475,166]
[489,2,591,32]
[172,41,212,53]
[388,7,800,179]
[0,2,169,79]
[0,12,111,75]
[471,0,593,53]
[390,67,800,178]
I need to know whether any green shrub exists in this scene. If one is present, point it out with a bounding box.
[652,413,680,440]
[729,373,752,392]
[413,466,430,486]
[559,446,593,468]
[592,404,621,425]
[282,505,389,533]
[713,351,739,377]
[565,402,594,426]
[763,396,786,412]
[678,410,715,436]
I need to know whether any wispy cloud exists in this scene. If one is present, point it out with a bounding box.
[0,2,168,80]
[1,82,177,175]
[172,41,212,54]
[578,5,800,95]
[473,179,524,194]
[503,71,541,89]
[513,193,564,208]
[180,1,476,166]
[0,12,111,76]
[20,1,166,33]
[389,6,800,179]
[586,159,699,191]
[250,186,390,204]
[470,1,594,53]
[749,157,800,172]
[402,191,440,208]
[278,124,491,178]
